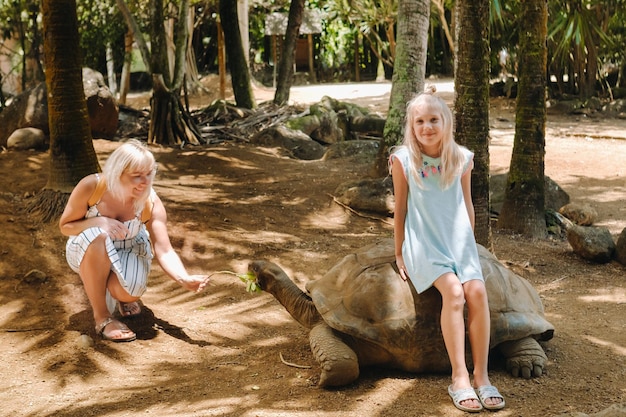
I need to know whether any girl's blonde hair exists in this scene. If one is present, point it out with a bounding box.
[401,85,465,189]
[103,139,156,212]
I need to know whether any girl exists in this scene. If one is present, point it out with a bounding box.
[59,139,210,342]
[389,87,505,412]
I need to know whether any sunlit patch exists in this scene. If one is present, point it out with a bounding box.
[579,288,626,304]
[583,336,626,356]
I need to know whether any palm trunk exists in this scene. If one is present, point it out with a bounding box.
[454,0,491,247]
[497,0,548,238]
[31,0,100,222]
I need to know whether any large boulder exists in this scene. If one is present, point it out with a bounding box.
[0,68,118,148]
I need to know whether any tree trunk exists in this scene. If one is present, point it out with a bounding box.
[273,0,305,106]
[148,74,202,146]
[33,0,100,222]
[454,0,491,247]
[497,0,548,238]
[116,0,152,76]
[118,30,133,105]
[219,0,256,109]
[375,0,430,177]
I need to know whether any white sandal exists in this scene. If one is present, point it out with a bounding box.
[448,385,483,412]
[475,385,506,410]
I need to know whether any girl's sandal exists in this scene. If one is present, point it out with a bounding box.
[95,317,136,342]
[475,385,506,410]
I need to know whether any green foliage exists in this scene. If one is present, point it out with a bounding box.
[75,0,126,74]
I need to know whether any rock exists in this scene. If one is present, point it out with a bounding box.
[6,127,47,150]
[250,124,325,160]
[333,177,394,215]
[82,68,119,139]
[614,228,626,266]
[323,140,379,163]
[77,334,95,349]
[559,202,598,226]
[490,173,570,215]
[566,224,615,263]
[23,269,48,284]
[0,83,48,147]
[0,67,118,147]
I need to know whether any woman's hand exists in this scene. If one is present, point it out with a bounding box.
[177,275,210,293]
[99,217,130,240]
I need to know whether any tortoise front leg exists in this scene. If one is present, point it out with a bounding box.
[497,337,548,378]
[309,323,359,387]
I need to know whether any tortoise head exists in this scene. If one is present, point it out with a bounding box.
[248,260,286,292]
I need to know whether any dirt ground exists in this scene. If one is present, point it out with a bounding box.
[1,79,626,417]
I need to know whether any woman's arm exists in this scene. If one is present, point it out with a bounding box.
[391,157,409,280]
[59,174,123,238]
[147,194,209,293]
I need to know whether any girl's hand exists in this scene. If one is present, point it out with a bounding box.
[395,256,408,281]
[178,275,210,293]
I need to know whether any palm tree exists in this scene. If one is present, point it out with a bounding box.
[28,0,100,222]
[374,0,430,177]
[454,0,492,247]
[497,0,548,238]
[273,0,305,106]
[219,0,256,109]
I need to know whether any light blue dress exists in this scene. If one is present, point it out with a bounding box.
[390,146,483,293]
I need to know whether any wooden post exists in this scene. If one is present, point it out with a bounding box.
[272,35,277,88]
[354,32,360,82]
[217,15,226,99]
[307,33,316,83]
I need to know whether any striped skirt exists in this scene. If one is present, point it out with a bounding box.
[65,226,153,314]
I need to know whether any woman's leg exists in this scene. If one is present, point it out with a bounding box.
[434,273,481,410]
[464,279,504,407]
[79,234,136,339]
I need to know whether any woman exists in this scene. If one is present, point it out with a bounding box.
[59,139,210,342]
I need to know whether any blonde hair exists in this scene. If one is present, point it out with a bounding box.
[103,139,156,212]
[401,85,465,189]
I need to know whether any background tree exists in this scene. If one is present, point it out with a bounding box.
[374,0,430,177]
[28,0,100,222]
[219,0,256,109]
[497,0,548,238]
[454,0,492,247]
[116,0,202,146]
[273,0,305,106]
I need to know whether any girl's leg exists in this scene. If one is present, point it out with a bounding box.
[464,279,504,407]
[434,273,481,410]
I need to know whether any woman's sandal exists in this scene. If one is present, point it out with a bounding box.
[118,301,141,317]
[95,317,136,342]
[475,385,506,410]
[448,385,483,413]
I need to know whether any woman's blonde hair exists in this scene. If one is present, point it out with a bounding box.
[401,85,464,189]
[103,139,156,212]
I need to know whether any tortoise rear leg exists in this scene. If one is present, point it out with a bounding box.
[497,337,548,378]
[309,323,359,387]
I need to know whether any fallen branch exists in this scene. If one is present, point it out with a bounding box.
[327,193,393,226]
[1,327,53,332]
[279,352,311,369]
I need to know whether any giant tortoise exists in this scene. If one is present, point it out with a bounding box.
[249,238,554,387]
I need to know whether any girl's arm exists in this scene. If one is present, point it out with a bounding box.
[391,157,409,281]
[147,194,209,293]
[460,164,475,231]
